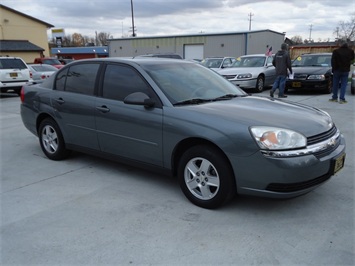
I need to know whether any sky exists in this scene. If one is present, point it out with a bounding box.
[2,0,354,42]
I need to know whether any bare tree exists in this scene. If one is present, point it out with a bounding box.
[97,32,112,46]
[334,12,355,41]
[72,33,85,47]
[290,35,303,44]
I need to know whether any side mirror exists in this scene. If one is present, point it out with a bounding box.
[124,92,155,108]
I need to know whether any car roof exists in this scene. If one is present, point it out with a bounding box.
[64,57,193,66]
[240,54,269,57]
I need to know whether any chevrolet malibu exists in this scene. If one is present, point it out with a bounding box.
[20,58,346,209]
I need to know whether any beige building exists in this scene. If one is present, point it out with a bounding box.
[0,4,54,63]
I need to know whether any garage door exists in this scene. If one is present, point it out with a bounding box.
[184,44,204,60]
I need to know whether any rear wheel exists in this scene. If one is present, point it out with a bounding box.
[38,118,70,160]
[178,145,236,209]
[351,86,354,95]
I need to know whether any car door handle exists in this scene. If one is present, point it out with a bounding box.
[96,106,110,113]
[54,98,65,104]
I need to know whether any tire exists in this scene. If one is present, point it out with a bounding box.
[322,78,332,94]
[254,75,264,93]
[351,86,355,95]
[178,145,236,209]
[38,118,70,160]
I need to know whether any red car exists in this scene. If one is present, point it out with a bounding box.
[34,57,64,69]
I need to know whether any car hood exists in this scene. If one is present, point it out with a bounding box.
[176,96,333,137]
[292,66,331,75]
[218,67,263,75]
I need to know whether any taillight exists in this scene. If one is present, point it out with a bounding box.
[30,71,33,79]
[20,86,25,103]
[41,75,46,80]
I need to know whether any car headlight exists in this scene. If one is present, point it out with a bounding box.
[307,74,325,80]
[250,126,307,150]
[237,73,252,79]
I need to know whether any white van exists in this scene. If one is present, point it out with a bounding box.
[0,56,32,95]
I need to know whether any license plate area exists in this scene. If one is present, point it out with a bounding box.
[332,153,345,174]
[292,81,301,88]
[10,72,18,78]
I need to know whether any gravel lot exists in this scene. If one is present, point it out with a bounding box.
[1,86,354,266]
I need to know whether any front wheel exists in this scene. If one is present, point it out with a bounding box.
[38,118,70,160]
[178,145,236,209]
[254,75,264,93]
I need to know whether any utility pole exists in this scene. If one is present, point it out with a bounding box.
[248,12,254,31]
[130,0,136,37]
[308,24,313,42]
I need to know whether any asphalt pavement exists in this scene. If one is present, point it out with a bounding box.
[1,85,354,266]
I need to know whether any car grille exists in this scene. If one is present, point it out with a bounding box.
[307,126,337,145]
[266,172,331,192]
[294,74,308,80]
[222,75,236,79]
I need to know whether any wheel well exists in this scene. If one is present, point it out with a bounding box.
[36,113,54,134]
[171,138,233,177]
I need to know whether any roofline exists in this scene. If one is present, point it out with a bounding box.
[0,4,54,28]
[109,29,285,41]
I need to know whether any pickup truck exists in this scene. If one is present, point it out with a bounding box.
[33,57,64,69]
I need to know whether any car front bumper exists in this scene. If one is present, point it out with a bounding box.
[286,79,329,90]
[229,78,257,89]
[229,133,346,198]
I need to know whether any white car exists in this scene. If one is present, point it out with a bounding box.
[200,57,236,72]
[28,64,58,84]
[0,56,32,95]
[218,54,275,92]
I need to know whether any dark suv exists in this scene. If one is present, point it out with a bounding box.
[285,53,332,94]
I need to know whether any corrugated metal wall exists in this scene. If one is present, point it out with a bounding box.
[108,30,285,59]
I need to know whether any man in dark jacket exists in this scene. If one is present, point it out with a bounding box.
[330,40,355,104]
[270,43,292,98]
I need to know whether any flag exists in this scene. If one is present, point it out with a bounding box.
[265,45,272,56]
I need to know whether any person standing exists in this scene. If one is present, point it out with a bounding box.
[270,43,293,98]
[330,40,355,104]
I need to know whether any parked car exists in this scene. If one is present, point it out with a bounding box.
[33,57,64,69]
[285,53,332,94]
[28,64,58,84]
[218,54,275,92]
[200,57,236,71]
[20,58,346,209]
[0,56,32,95]
[134,53,182,59]
[58,58,74,65]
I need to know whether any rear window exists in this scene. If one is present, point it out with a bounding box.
[0,58,27,69]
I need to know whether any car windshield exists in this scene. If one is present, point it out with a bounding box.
[231,56,266,68]
[0,58,27,69]
[31,65,58,72]
[292,54,331,67]
[42,59,62,65]
[200,58,223,68]
[143,62,246,104]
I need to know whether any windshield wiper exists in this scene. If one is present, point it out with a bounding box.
[174,98,212,106]
[212,94,240,101]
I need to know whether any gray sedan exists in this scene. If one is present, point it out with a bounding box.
[20,58,346,209]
